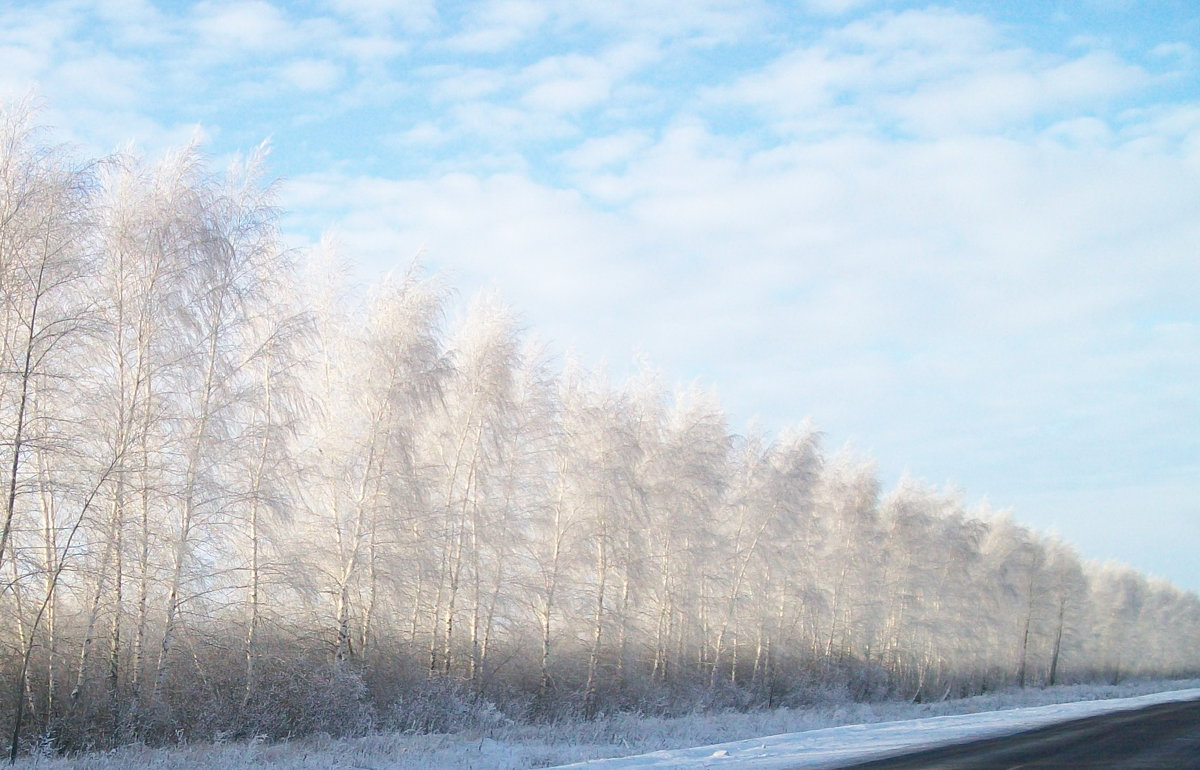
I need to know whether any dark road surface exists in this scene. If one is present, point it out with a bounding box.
[832,697,1200,769]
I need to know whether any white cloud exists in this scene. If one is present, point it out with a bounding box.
[55,52,146,106]
[282,108,1199,420]
[704,46,869,120]
[335,34,408,63]
[448,101,575,145]
[802,0,880,16]
[560,0,771,47]
[187,0,340,62]
[331,0,437,32]
[278,170,647,355]
[703,10,1005,133]
[519,54,617,113]
[442,0,767,56]
[444,0,549,53]
[559,130,653,173]
[385,121,447,147]
[708,9,1153,138]
[1118,104,1200,160]
[0,3,180,148]
[0,5,72,92]
[421,65,506,103]
[834,7,999,55]
[279,58,342,92]
[1150,41,1196,66]
[0,2,79,49]
[89,0,175,46]
[45,104,208,159]
[418,41,660,144]
[190,0,301,56]
[0,46,45,100]
[887,51,1147,136]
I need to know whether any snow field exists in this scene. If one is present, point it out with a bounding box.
[547,686,1200,768]
[12,678,1200,769]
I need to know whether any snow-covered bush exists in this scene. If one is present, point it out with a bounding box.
[388,676,509,735]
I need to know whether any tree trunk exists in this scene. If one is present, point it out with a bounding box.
[583,516,607,717]
[1048,598,1066,686]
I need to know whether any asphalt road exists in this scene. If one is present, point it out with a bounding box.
[831,697,1200,769]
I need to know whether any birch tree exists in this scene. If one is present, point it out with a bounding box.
[0,101,100,756]
[425,292,516,678]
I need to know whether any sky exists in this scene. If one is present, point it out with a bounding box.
[2,0,1198,593]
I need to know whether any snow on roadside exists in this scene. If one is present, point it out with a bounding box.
[546,687,1200,769]
[12,680,1200,769]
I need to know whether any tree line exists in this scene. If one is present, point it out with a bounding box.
[1,101,1197,757]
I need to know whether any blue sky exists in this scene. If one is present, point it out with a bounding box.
[3,0,1198,592]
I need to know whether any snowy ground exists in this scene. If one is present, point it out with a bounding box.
[548,687,1200,769]
[14,679,1200,769]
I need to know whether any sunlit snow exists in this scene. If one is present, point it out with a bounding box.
[549,688,1200,769]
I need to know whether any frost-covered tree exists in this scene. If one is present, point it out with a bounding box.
[814,453,881,664]
[0,100,123,761]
